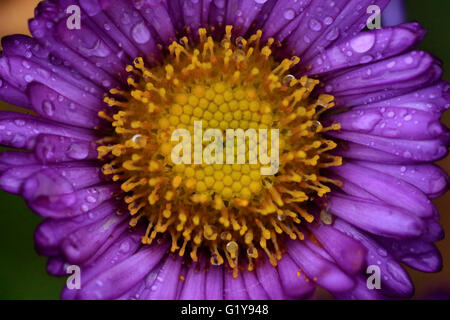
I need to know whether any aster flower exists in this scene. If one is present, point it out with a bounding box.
[0,0,448,300]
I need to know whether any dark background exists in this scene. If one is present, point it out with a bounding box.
[0,0,449,299]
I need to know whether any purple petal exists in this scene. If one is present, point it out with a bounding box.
[332,140,418,164]
[256,258,287,300]
[0,112,95,150]
[132,0,176,45]
[242,268,269,300]
[25,178,120,219]
[354,161,448,198]
[28,82,106,128]
[335,275,385,300]
[331,162,434,218]
[325,106,445,140]
[287,239,355,293]
[334,219,414,298]
[34,199,119,255]
[61,229,143,299]
[224,269,249,300]
[328,130,448,163]
[205,265,224,300]
[34,134,98,163]
[328,192,425,239]
[307,23,424,75]
[145,255,183,300]
[309,224,367,274]
[77,239,169,300]
[375,237,442,272]
[277,254,316,298]
[179,261,206,300]
[61,214,128,264]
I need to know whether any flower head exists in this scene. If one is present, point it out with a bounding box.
[0,0,448,300]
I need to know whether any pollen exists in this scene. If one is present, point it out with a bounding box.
[98,26,341,277]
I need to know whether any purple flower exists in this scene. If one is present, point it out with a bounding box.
[0,0,448,300]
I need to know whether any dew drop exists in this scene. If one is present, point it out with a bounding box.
[131,22,151,44]
[42,101,55,116]
[309,18,322,32]
[283,9,295,20]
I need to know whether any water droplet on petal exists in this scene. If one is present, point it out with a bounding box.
[131,22,151,44]
[283,9,295,20]
[42,101,55,116]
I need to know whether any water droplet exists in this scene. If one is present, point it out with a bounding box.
[309,19,322,32]
[86,196,97,203]
[131,22,151,44]
[282,74,295,87]
[14,119,25,127]
[119,241,131,253]
[22,61,31,69]
[325,28,339,41]
[324,16,334,25]
[404,56,414,64]
[377,248,388,257]
[360,55,373,63]
[283,9,295,20]
[387,61,396,68]
[42,101,55,116]
[24,75,34,83]
[350,34,375,53]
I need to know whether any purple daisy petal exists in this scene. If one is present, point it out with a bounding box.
[335,275,385,300]
[61,213,128,264]
[144,254,183,300]
[0,112,95,150]
[309,223,368,274]
[179,260,206,300]
[334,219,414,297]
[34,134,98,164]
[0,75,31,108]
[353,161,449,198]
[325,106,445,141]
[28,81,108,129]
[277,254,316,298]
[307,23,425,75]
[224,268,249,300]
[256,257,287,300]
[34,199,120,254]
[242,267,270,300]
[327,130,448,163]
[328,192,425,239]
[0,151,37,173]
[331,162,435,218]
[77,238,169,300]
[375,236,442,273]
[287,239,355,293]
[205,265,224,300]
[132,0,176,45]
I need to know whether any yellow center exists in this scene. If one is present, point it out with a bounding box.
[98,26,342,276]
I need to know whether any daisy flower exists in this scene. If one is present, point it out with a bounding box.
[0,0,448,300]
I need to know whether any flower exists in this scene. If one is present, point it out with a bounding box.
[0,0,448,300]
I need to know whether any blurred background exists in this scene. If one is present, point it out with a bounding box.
[0,0,449,299]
